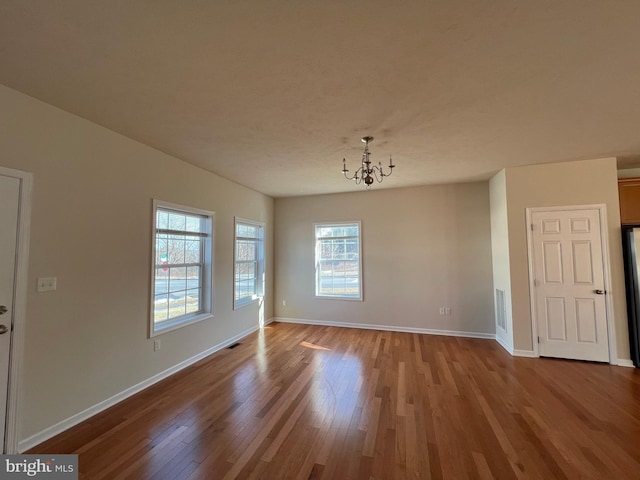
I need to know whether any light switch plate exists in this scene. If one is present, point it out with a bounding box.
[37,277,57,292]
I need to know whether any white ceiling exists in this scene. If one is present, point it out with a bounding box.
[1,1,640,197]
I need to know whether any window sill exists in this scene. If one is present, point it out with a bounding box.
[314,294,363,301]
[233,295,263,310]
[150,312,213,337]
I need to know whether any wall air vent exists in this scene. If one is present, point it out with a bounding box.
[496,289,507,331]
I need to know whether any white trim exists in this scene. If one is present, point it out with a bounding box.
[18,318,274,453]
[150,199,215,338]
[273,317,495,339]
[313,221,363,301]
[616,359,635,368]
[597,207,619,363]
[233,217,265,310]
[525,204,618,364]
[494,334,514,355]
[513,349,539,358]
[526,208,540,357]
[0,166,32,454]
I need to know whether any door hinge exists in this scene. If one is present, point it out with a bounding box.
[537,336,540,343]
[531,223,534,231]
[533,278,538,287]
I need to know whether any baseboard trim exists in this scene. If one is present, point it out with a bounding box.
[18,318,274,453]
[494,335,514,354]
[513,349,538,358]
[273,317,495,340]
[616,358,635,368]
[506,352,633,364]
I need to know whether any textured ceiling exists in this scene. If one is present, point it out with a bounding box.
[1,1,640,197]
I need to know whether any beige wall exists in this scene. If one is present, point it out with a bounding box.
[503,157,629,358]
[274,183,495,335]
[0,84,274,442]
[489,170,513,350]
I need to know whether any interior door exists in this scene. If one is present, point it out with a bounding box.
[0,173,20,452]
[531,208,610,362]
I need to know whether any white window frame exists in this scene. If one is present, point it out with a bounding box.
[150,199,214,337]
[314,221,363,301]
[234,217,265,309]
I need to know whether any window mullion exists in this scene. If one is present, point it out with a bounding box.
[155,262,202,269]
[156,228,208,238]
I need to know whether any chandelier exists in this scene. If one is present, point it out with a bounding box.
[342,136,396,189]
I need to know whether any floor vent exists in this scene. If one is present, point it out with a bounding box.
[227,342,241,349]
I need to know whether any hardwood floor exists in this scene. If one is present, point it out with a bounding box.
[29,322,640,479]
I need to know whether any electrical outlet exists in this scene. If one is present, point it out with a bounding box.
[154,339,161,351]
[445,307,451,315]
[439,307,445,315]
[282,299,286,306]
[37,277,57,292]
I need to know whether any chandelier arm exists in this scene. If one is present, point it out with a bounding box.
[347,166,363,184]
[343,169,357,181]
[377,156,395,178]
[343,158,363,182]
[380,165,394,177]
[371,166,384,183]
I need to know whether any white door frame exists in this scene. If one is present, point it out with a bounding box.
[0,166,32,453]
[526,204,617,364]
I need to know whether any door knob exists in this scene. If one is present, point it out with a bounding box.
[594,289,606,295]
[0,306,7,315]
[0,325,8,334]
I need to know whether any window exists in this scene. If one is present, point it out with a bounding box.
[315,222,362,300]
[150,200,214,336]
[234,218,264,309]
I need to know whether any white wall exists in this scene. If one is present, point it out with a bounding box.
[0,84,274,445]
[489,170,514,351]
[274,183,495,336]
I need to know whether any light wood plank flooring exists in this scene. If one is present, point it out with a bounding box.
[29,322,640,479]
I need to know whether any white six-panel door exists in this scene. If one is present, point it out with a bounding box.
[530,208,610,362]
